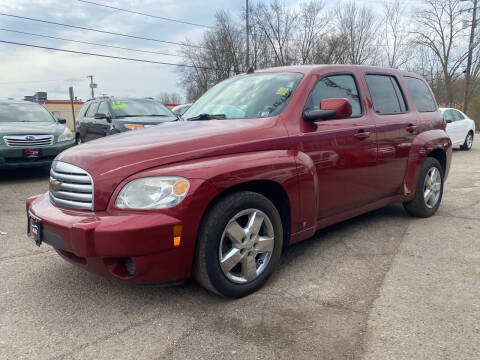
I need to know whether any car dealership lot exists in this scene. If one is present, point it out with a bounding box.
[0,148,479,360]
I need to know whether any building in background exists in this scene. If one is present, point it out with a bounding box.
[24,92,83,131]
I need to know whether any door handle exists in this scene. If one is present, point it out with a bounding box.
[354,131,371,140]
[406,124,417,133]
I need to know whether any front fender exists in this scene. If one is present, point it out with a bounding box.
[403,129,452,197]
[122,150,316,240]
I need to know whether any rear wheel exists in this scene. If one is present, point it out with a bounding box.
[403,157,444,218]
[460,131,473,151]
[194,191,283,298]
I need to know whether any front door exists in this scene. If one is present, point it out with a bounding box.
[301,73,378,219]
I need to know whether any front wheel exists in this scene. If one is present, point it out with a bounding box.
[194,191,283,298]
[403,157,444,218]
[461,132,473,151]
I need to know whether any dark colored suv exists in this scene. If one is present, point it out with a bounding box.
[76,97,178,143]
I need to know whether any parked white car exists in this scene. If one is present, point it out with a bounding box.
[440,108,475,150]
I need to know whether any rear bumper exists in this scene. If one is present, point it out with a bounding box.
[26,193,193,283]
[0,140,75,168]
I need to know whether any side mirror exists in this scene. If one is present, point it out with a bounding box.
[445,119,453,124]
[303,98,352,122]
[94,112,107,119]
[57,117,66,124]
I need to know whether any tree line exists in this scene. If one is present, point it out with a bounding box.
[178,0,480,123]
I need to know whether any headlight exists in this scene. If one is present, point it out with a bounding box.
[115,177,190,209]
[58,127,73,142]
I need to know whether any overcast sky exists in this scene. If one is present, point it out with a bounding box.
[0,0,397,102]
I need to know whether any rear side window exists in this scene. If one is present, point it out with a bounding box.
[365,74,406,115]
[403,77,436,112]
[453,110,465,121]
[305,74,362,117]
[85,102,99,118]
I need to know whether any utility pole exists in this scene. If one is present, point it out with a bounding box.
[87,75,96,99]
[246,0,250,70]
[462,0,478,113]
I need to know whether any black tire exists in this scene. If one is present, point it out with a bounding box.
[403,157,444,218]
[460,131,473,151]
[194,191,283,298]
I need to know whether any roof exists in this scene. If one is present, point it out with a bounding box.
[255,64,423,78]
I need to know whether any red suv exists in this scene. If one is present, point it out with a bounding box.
[26,65,452,297]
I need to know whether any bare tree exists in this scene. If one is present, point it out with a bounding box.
[461,0,479,112]
[253,0,298,66]
[412,0,468,106]
[381,0,413,68]
[335,1,380,65]
[156,92,183,104]
[295,0,328,64]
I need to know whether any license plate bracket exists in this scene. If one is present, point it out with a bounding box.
[27,212,42,246]
[23,149,40,158]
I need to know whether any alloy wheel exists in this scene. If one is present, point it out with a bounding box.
[466,133,473,149]
[423,167,441,209]
[218,209,275,284]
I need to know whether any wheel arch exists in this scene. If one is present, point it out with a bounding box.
[198,179,292,248]
[403,130,452,198]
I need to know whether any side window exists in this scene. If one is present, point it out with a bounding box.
[78,104,90,119]
[403,76,436,112]
[443,110,455,123]
[97,101,110,116]
[306,74,362,117]
[85,102,99,118]
[365,74,407,115]
[454,110,465,121]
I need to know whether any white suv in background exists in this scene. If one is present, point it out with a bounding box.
[440,108,476,150]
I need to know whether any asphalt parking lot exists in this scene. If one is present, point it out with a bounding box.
[0,146,479,360]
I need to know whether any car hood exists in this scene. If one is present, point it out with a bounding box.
[115,115,178,124]
[0,121,59,135]
[57,117,289,210]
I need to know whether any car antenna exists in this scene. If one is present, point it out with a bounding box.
[247,67,254,74]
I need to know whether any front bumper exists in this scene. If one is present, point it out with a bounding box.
[0,140,76,168]
[26,193,192,283]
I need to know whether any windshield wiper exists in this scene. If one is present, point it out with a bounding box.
[186,113,226,121]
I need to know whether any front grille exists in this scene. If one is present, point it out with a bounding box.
[49,161,94,210]
[4,135,54,147]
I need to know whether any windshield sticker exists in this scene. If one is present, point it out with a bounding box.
[112,100,128,110]
[276,87,290,96]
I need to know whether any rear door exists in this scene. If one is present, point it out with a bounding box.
[363,73,416,198]
[453,109,469,144]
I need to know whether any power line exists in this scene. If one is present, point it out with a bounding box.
[0,78,85,85]
[77,0,213,29]
[0,28,182,58]
[0,13,203,49]
[0,40,235,72]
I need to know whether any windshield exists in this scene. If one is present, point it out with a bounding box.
[110,100,175,118]
[184,72,303,120]
[0,103,55,123]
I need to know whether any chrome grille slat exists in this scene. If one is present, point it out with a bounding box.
[50,169,92,184]
[4,135,54,147]
[49,178,92,192]
[51,190,92,202]
[49,161,94,211]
